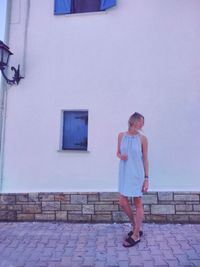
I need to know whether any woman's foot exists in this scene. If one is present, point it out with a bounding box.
[123,235,140,247]
[127,230,143,237]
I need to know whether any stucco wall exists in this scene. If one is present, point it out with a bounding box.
[2,0,200,192]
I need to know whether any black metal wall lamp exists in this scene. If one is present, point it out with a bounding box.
[0,40,24,85]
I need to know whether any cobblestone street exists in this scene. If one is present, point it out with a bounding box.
[0,222,200,267]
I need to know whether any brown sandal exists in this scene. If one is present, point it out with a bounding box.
[127,230,143,237]
[123,236,141,247]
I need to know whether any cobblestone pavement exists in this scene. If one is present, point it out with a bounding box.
[0,222,200,267]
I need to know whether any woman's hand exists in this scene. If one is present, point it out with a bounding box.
[142,179,149,192]
[120,154,128,160]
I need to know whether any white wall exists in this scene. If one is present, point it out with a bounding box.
[2,0,200,192]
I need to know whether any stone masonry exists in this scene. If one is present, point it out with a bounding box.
[0,192,200,223]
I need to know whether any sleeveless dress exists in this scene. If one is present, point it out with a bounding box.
[118,133,144,197]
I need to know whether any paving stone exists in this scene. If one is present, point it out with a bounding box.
[186,249,200,260]
[149,246,163,255]
[24,262,40,267]
[139,250,153,260]
[0,222,199,266]
[117,251,129,261]
[162,250,177,260]
[94,262,106,267]
[143,261,155,267]
[171,245,185,254]
[152,255,169,266]
[191,260,200,266]
[118,261,129,267]
[82,256,95,265]
[107,247,117,256]
[106,255,119,265]
[129,255,144,265]
[176,255,195,266]
[165,259,181,267]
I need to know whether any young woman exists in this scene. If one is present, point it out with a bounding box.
[117,112,149,247]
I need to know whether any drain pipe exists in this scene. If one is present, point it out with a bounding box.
[0,0,30,192]
[0,0,11,192]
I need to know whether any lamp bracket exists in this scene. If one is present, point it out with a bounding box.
[1,64,24,85]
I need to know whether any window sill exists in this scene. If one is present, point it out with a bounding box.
[57,150,90,153]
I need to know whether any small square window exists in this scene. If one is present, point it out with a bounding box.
[62,110,88,151]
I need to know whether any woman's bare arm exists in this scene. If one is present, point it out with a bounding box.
[117,132,127,160]
[117,132,123,159]
[141,135,149,177]
[141,135,149,192]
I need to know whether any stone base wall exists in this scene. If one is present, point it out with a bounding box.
[0,192,200,223]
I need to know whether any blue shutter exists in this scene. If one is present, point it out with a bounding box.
[62,111,88,151]
[54,0,71,15]
[100,0,116,10]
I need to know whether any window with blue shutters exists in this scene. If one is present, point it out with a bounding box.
[54,0,116,15]
[62,110,88,151]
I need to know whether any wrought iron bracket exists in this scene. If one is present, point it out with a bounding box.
[0,64,24,85]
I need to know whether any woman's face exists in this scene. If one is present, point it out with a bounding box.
[135,117,144,130]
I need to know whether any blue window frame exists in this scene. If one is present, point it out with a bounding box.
[62,110,88,151]
[54,0,116,15]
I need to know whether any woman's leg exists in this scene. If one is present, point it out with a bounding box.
[119,194,134,224]
[132,197,144,240]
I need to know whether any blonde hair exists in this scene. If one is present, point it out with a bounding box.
[128,112,144,128]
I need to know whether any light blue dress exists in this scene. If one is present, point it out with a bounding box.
[118,133,144,197]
